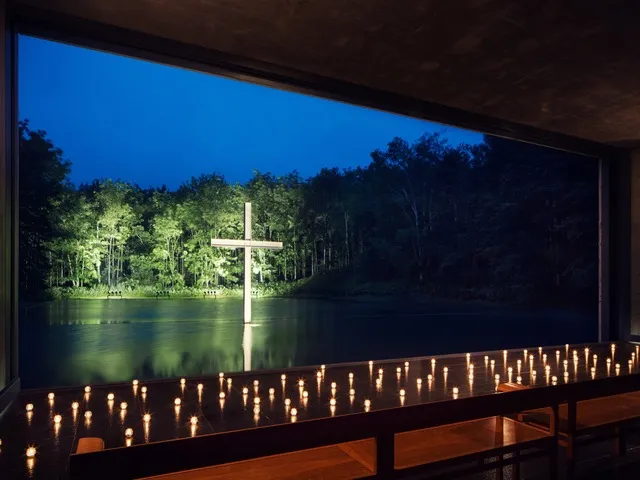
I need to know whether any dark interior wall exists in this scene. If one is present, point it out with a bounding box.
[631,151,640,335]
[0,0,8,392]
[0,0,17,403]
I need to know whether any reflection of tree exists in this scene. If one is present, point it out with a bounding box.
[38,299,300,385]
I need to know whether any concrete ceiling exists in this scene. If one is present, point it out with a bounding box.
[13,0,640,146]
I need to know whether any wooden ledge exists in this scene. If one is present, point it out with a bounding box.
[497,382,528,393]
[76,437,105,454]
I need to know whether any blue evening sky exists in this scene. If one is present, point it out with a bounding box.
[19,35,483,189]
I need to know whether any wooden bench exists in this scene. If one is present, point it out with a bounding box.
[202,290,218,298]
[498,382,640,478]
[139,417,553,480]
[107,290,123,298]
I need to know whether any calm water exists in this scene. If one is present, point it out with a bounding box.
[20,298,597,389]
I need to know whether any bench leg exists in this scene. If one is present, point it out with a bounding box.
[513,449,520,479]
[614,426,627,457]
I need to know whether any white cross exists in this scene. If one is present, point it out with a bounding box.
[211,202,283,324]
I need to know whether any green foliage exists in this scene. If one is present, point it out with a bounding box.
[20,124,598,308]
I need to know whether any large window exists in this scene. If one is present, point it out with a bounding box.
[19,35,600,388]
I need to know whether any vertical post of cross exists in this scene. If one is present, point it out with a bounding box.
[244,202,252,324]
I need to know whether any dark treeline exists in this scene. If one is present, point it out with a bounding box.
[20,120,599,306]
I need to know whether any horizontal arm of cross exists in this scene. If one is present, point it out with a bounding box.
[211,238,283,249]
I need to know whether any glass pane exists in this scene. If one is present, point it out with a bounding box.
[18,35,600,389]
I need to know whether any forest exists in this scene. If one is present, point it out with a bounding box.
[19,120,599,307]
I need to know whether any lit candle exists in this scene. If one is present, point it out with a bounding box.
[466,353,471,359]
[593,354,598,360]
[254,397,260,405]
[556,350,560,356]
[227,378,232,385]
[364,399,371,408]
[379,368,384,375]
[174,398,181,406]
[25,404,34,412]
[607,358,611,364]
[503,350,508,355]
[141,386,147,393]
[552,376,558,382]
[242,387,249,394]
[48,393,55,400]
[469,364,474,371]
[399,389,406,396]
[443,366,449,373]
[267,388,275,396]
[120,402,128,410]
[197,383,203,391]
[219,392,225,399]
[254,380,260,387]
[349,388,355,395]
[427,374,433,380]
[54,414,62,424]
[316,371,322,378]
[72,402,79,410]
[84,411,92,419]
[375,378,382,386]
[616,363,621,368]
[26,447,36,458]
[490,360,495,366]
[125,428,133,438]
[84,386,91,393]
[107,393,115,401]
[431,358,436,365]
[329,398,337,406]
[564,371,569,377]
[321,364,326,370]
[284,398,291,406]
[404,361,410,367]
[495,374,500,380]
[298,380,304,387]
[302,391,309,398]
[219,372,224,378]
[132,379,139,386]
[282,374,288,380]
[369,361,373,366]
[484,355,489,361]
[529,355,534,361]
[524,349,528,356]
[508,367,513,373]
[190,416,198,425]
[452,387,459,394]
[290,408,298,416]
[516,376,522,383]
[348,372,354,379]
[143,413,151,422]
[517,359,522,366]
[180,378,186,385]
[396,367,401,373]
[532,370,537,377]
[331,382,337,389]
[590,367,596,373]
[416,378,422,385]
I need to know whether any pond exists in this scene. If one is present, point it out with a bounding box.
[19,297,597,389]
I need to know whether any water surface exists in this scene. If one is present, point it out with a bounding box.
[20,297,596,388]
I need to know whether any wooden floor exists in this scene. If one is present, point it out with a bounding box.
[141,416,550,479]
